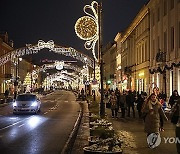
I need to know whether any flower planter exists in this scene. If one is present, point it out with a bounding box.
[83,147,123,154]
[90,120,112,128]
[90,128,114,139]
[89,115,100,122]
[88,136,100,145]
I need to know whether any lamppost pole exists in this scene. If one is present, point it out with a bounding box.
[93,57,96,101]
[99,1,105,118]
[14,56,19,99]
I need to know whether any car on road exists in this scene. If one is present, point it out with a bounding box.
[13,93,41,114]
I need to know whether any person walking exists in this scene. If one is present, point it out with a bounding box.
[142,93,168,146]
[110,92,119,118]
[126,90,135,117]
[159,96,167,131]
[81,88,85,101]
[169,90,180,108]
[4,89,9,103]
[136,93,145,119]
[115,88,120,110]
[174,98,180,153]
[119,91,126,118]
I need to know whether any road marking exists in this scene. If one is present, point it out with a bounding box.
[18,124,25,128]
[64,101,68,103]
[44,112,48,115]
[0,115,34,131]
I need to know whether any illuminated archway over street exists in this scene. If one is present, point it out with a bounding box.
[0,40,94,68]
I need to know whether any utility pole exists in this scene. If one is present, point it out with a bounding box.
[99,1,105,118]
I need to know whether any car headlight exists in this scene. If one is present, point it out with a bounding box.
[31,101,38,107]
[13,102,17,107]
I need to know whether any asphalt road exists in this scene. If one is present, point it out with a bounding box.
[0,90,80,154]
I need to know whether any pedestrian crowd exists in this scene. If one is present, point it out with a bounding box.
[104,87,180,151]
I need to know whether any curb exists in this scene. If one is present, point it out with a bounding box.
[61,102,84,154]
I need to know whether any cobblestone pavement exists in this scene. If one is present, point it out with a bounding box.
[106,108,177,154]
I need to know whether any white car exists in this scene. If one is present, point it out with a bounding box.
[13,93,41,114]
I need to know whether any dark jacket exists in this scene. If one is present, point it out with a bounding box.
[136,95,144,111]
[169,95,180,107]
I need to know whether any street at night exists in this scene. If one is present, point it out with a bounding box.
[0,90,80,153]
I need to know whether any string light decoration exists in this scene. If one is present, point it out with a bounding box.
[34,62,82,74]
[75,1,99,62]
[0,40,94,68]
[55,61,64,70]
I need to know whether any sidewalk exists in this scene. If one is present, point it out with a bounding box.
[106,108,177,154]
[72,102,90,154]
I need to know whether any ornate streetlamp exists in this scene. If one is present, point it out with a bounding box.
[75,1,99,102]
[75,1,105,118]
[75,1,99,62]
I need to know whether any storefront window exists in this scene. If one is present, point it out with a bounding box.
[152,74,155,89]
[157,73,160,89]
[170,70,173,95]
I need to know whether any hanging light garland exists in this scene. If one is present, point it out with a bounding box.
[0,40,94,68]
[149,62,180,74]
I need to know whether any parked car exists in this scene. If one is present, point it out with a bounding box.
[13,93,41,114]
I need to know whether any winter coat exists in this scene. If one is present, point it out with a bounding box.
[119,94,126,109]
[110,95,118,110]
[169,95,180,107]
[142,100,168,134]
[170,99,180,125]
[126,93,135,106]
[136,96,144,111]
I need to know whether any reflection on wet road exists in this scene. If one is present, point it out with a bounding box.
[0,90,80,154]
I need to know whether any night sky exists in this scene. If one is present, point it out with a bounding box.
[0,0,149,63]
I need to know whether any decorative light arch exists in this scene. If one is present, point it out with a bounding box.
[0,40,94,68]
[35,61,82,74]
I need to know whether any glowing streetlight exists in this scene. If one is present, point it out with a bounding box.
[75,1,99,62]
[75,1,105,118]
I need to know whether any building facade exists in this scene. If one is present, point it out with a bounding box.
[115,5,150,93]
[103,42,117,90]
[0,32,13,93]
[110,0,180,97]
[148,0,180,97]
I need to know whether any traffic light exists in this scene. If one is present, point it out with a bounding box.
[107,80,111,85]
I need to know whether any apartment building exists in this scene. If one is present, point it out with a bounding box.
[115,5,150,93]
[112,0,180,97]
[0,32,13,93]
[149,0,180,96]
[103,42,117,90]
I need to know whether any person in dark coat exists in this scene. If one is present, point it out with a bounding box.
[169,90,180,108]
[119,91,126,118]
[126,90,135,117]
[4,89,9,103]
[136,93,145,118]
[115,88,120,109]
[110,92,119,118]
[175,98,180,153]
